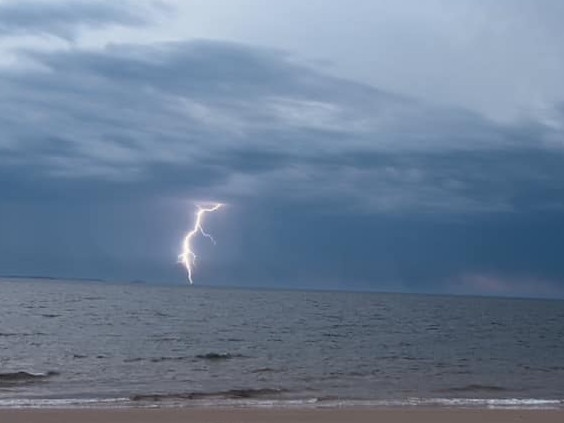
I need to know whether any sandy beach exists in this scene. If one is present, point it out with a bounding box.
[0,408,563,423]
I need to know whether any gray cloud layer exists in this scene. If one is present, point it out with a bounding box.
[160,0,564,121]
[0,0,157,39]
[1,40,563,215]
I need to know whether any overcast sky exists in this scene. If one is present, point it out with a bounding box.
[1,0,564,298]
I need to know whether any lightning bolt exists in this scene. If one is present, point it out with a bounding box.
[178,203,223,285]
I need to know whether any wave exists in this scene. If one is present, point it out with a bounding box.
[400,398,564,409]
[0,332,46,337]
[123,353,245,364]
[0,395,562,410]
[123,352,245,364]
[127,394,564,410]
[195,352,243,360]
[251,367,280,373]
[0,371,58,385]
[131,388,287,402]
[313,397,564,410]
[439,384,508,393]
[150,356,192,363]
[0,397,129,409]
[322,333,348,338]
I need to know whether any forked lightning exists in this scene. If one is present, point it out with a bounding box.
[178,203,223,284]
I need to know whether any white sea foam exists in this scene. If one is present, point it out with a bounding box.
[0,397,130,409]
[338,398,564,410]
[0,396,562,410]
[191,397,564,410]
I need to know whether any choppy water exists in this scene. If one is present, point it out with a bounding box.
[1,279,563,409]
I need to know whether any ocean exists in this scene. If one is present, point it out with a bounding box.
[1,279,563,409]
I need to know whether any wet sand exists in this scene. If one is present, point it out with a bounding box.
[0,408,562,423]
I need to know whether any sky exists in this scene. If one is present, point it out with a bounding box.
[1,0,564,298]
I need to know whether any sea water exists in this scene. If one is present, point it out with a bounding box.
[1,279,563,409]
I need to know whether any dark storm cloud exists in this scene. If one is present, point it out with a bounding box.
[0,0,157,39]
[3,40,563,213]
[2,39,564,294]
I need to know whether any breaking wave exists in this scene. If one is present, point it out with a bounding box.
[439,384,508,393]
[0,371,59,385]
[131,388,287,402]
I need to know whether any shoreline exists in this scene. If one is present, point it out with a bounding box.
[1,396,562,409]
[0,408,563,423]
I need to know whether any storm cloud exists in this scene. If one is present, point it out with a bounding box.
[2,40,563,211]
[0,0,159,39]
[1,1,564,297]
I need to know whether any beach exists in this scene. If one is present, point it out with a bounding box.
[0,408,563,423]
